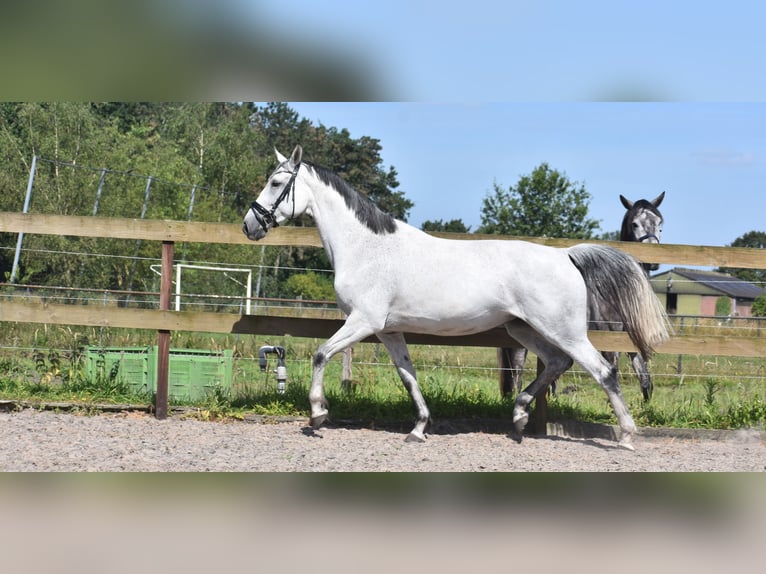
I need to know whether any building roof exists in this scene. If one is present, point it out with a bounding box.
[651,267,764,300]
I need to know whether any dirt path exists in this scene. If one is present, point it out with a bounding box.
[1,408,763,471]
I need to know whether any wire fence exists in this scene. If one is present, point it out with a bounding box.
[4,156,766,392]
[2,155,338,305]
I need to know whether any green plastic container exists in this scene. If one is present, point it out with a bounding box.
[85,346,233,401]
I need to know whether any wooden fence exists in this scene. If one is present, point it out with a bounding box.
[2,212,766,421]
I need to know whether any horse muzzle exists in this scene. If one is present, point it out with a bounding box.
[637,233,660,244]
[242,211,269,241]
[638,234,660,271]
[242,222,267,241]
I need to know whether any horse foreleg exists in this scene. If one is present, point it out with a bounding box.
[310,316,374,429]
[376,332,430,442]
[628,352,653,401]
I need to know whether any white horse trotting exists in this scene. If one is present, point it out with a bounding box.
[243,146,669,450]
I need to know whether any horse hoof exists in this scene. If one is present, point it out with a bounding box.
[404,430,426,443]
[618,436,635,451]
[310,412,328,429]
[513,412,528,433]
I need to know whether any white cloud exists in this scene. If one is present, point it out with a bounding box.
[692,149,755,167]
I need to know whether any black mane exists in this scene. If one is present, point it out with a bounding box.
[305,162,397,234]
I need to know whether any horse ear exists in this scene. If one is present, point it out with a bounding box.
[619,195,633,209]
[651,191,665,208]
[290,145,303,167]
[274,147,288,164]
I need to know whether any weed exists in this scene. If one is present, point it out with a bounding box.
[703,378,720,407]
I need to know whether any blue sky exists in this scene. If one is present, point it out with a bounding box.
[248,0,766,102]
[286,102,765,249]
[242,0,766,251]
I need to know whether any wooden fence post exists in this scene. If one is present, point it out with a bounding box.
[534,357,547,436]
[156,240,174,420]
[341,346,353,392]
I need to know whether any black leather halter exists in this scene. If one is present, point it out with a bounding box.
[249,163,299,231]
[637,232,660,243]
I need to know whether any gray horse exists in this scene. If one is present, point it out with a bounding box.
[244,146,668,449]
[499,192,665,401]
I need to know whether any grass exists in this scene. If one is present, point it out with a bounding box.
[0,324,765,431]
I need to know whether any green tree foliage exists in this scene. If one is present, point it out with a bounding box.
[249,103,412,220]
[715,296,732,317]
[421,219,471,233]
[246,102,411,287]
[718,231,766,287]
[478,163,600,239]
[281,271,336,301]
[0,102,408,303]
[597,230,621,241]
[751,293,766,317]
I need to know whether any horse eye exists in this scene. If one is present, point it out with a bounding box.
[632,222,639,228]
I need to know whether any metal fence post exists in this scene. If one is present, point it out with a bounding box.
[10,155,37,283]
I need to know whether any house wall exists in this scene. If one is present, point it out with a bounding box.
[656,292,704,315]
[698,296,753,317]
[678,294,703,315]
[736,299,754,317]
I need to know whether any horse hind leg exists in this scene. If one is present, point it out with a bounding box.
[509,322,638,450]
[376,332,430,442]
[503,322,573,440]
[629,351,653,401]
[573,343,638,450]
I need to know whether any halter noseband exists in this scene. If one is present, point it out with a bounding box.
[637,233,660,243]
[249,163,299,232]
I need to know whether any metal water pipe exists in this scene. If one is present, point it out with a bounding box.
[259,345,287,394]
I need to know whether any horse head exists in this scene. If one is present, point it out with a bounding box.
[619,191,665,271]
[243,145,307,240]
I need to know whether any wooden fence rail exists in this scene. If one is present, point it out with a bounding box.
[2,212,766,420]
[3,211,766,268]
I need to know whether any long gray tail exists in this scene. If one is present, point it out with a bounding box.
[567,244,670,360]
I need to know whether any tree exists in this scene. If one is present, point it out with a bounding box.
[752,293,766,317]
[715,296,732,317]
[477,163,600,239]
[0,102,415,300]
[282,271,336,301]
[421,219,471,233]
[249,103,412,220]
[247,103,413,295]
[718,231,766,287]
[597,230,621,241]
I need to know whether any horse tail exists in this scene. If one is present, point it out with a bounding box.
[567,244,670,360]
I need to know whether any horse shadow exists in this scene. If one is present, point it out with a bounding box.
[302,416,623,451]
